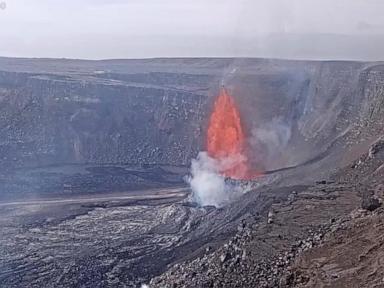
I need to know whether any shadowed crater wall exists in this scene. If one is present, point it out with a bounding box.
[0,57,384,176]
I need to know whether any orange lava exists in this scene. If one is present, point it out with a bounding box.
[207,88,258,179]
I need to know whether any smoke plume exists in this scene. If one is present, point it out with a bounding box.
[186,152,247,207]
[250,117,292,170]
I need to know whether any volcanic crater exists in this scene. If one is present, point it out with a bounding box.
[0,57,384,287]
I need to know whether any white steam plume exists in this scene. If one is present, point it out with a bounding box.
[186,152,247,207]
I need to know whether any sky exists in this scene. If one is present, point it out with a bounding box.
[0,0,384,60]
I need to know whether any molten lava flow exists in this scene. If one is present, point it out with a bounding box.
[207,88,256,179]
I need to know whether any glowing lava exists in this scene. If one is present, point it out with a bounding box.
[207,88,256,179]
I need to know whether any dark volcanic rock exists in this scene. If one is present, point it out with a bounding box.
[361,194,381,211]
[1,57,384,176]
[2,57,384,288]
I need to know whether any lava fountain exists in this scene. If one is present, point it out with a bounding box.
[207,88,258,179]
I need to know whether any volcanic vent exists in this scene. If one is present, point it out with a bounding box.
[207,88,257,180]
[187,87,260,207]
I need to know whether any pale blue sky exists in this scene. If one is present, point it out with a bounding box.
[1,0,384,60]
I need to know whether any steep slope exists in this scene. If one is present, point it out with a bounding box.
[1,57,383,173]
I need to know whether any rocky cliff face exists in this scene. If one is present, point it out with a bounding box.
[0,71,208,169]
[0,57,383,173]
